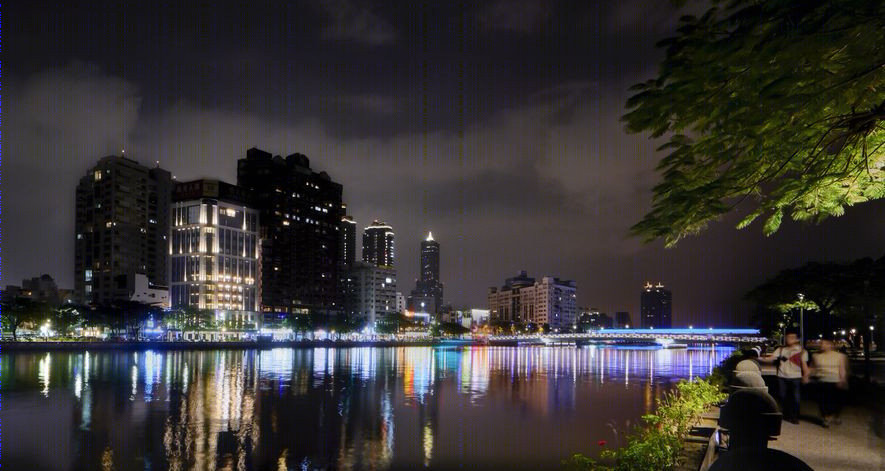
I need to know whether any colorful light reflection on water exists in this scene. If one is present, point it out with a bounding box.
[0,345,733,469]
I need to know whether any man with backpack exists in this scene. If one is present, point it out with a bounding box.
[760,331,810,423]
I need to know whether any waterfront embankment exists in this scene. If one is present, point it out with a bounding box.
[0,339,461,351]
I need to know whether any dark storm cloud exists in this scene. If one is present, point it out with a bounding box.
[318,0,397,45]
[5,3,883,328]
[471,2,552,33]
[330,93,402,114]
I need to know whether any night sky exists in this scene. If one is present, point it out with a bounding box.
[5,2,885,326]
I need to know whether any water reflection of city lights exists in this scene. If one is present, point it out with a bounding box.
[8,345,739,468]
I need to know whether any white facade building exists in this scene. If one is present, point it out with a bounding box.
[489,271,577,330]
[129,273,170,307]
[169,180,260,329]
[350,261,397,327]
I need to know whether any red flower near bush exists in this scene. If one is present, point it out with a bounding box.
[597,440,606,447]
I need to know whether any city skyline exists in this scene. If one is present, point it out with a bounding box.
[6,3,885,327]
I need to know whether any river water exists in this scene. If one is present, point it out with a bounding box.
[0,345,733,470]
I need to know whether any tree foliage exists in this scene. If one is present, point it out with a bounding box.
[1,298,51,340]
[625,0,885,246]
[746,255,885,331]
[54,304,88,336]
[430,321,470,337]
[162,306,215,331]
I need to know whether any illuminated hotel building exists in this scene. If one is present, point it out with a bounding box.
[170,180,260,327]
[75,155,171,305]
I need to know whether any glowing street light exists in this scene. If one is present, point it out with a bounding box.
[797,293,805,344]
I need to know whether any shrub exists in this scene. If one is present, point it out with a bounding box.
[563,378,726,471]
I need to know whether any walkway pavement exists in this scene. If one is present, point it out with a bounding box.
[768,399,885,470]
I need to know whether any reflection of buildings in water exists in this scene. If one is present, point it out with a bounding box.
[38,352,51,397]
[398,347,433,402]
[160,351,259,470]
[417,363,441,468]
[15,345,740,469]
[481,347,577,416]
[458,347,490,400]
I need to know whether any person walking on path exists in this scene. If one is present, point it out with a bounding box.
[811,339,848,427]
[761,332,809,423]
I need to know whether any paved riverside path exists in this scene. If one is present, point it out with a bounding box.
[767,398,885,470]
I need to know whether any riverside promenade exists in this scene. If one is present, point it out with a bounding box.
[758,363,885,470]
[769,399,885,470]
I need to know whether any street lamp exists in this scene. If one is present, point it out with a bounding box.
[797,293,805,345]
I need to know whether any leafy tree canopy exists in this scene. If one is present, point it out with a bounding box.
[626,0,885,246]
[1,297,52,340]
[746,256,885,320]
[431,322,470,337]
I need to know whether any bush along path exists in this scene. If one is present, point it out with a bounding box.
[563,378,727,471]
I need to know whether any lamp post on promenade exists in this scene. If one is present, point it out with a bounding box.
[797,293,805,345]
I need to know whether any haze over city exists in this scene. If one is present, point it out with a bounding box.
[5,3,884,327]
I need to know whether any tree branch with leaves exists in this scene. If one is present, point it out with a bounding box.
[626,0,885,246]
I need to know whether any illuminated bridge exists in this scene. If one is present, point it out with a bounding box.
[487,328,766,345]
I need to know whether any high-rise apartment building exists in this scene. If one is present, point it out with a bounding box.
[488,271,577,331]
[641,282,672,328]
[340,214,357,267]
[237,147,343,315]
[75,155,171,305]
[169,179,260,328]
[348,261,397,327]
[488,271,536,323]
[408,232,443,315]
[533,277,577,330]
[362,220,395,268]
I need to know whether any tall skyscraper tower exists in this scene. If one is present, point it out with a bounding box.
[408,232,443,315]
[169,179,260,328]
[237,147,343,315]
[362,220,395,268]
[340,214,357,267]
[75,155,171,305]
[641,282,672,328]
